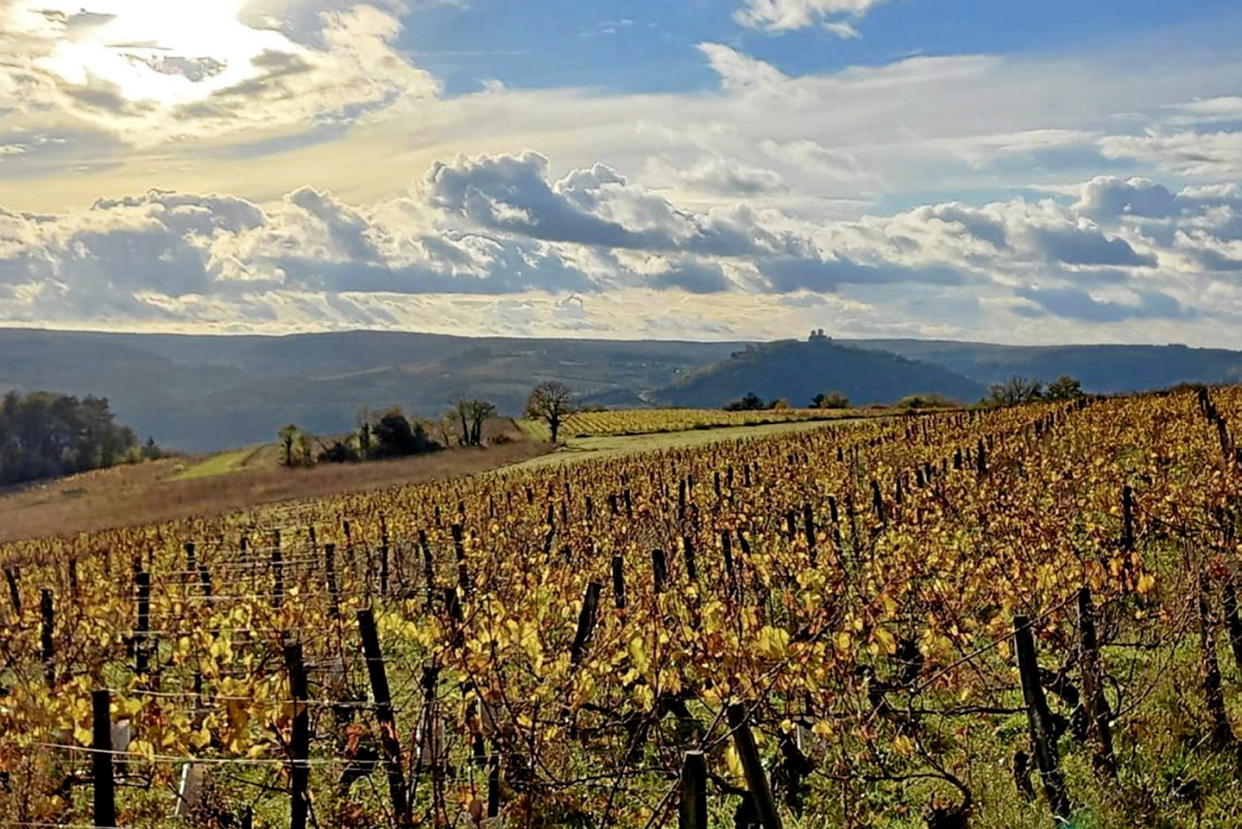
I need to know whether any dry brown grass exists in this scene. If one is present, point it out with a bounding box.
[0,420,550,543]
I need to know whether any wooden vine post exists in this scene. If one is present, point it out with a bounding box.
[1013,614,1071,823]
[419,529,435,609]
[679,750,707,829]
[451,523,471,596]
[611,555,627,610]
[92,688,116,828]
[570,582,603,664]
[1196,578,1235,749]
[134,570,151,680]
[356,609,411,827]
[726,703,782,829]
[652,548,668,593]
[284,643,310,829]
[323,543,340,620]
[40,588,54,684]
[271,530,284,609]
[1076,588,1116,779]
[5,565,21,615]
[380,515,391,598]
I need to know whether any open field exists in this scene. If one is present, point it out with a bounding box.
[171,447,263,481]
[517,406,878,441]
[4,388,1242,827]
[0,419,548,542]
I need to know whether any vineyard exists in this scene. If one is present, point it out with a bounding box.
[518,408,866,441]
[4,387,1242,827]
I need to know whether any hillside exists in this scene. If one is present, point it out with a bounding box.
[0,417,545,542]
[7,327,1242,451]
[0,329,739,451]
[846,339,1242,393]
[655,338,985,407]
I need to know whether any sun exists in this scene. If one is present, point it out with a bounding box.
[23,0,300,106]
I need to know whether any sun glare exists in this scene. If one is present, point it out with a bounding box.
[25,0,295,105]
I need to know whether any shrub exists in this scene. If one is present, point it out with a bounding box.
[723,392,769,411]
[811,391,850,409]
[896,394,958,410]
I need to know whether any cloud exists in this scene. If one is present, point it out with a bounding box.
[649,261,733,293]
[1099,131,1242,178]
[1164,96,1242,125]
[2,148,1242,345]
[1017,286,1193,323]
[758,138,865,181]
[424,150,806,258]
[0,2,439,146]
[697,43,788,93]
[734,0,894,33]
[761,255,965,292]
[1023,222,1154,267]
[676,156,787,196]
[1075,176,1179,219]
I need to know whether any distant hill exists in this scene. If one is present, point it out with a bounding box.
[654,338,986,408]
[6,327,1242,452]
[0,329,740,451]
[843,339,1242,393]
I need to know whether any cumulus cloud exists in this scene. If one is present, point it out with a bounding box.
[2,147,1242,342]
[734,0,894,33]
[424,150,806,258]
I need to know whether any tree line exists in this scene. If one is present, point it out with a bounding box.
[276,382,578,467]
[723,376,1086,414]
[277,398,514,468]
[0,391,161,486]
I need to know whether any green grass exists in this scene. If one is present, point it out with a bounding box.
[171,447,261,481]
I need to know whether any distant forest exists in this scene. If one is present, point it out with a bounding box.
[0,391,159,486]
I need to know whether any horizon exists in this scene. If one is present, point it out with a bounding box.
[1,1,1241,346]
[0,322,1212,352]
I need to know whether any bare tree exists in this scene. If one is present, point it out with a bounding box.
[469,400,495,446]
[278,423,300,467]
[436,410,457,448]
[525,382,575,444]
[355,407,373,457]
[987,376,1045,407]
[452,398,498,446]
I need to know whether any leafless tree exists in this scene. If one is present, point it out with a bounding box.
[453,398,497,446]
[525,382,575,444]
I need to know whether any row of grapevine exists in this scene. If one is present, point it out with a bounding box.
[518,407,869,440]
[2,387,1241,826]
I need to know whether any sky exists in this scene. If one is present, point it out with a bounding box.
[1,0,1241,345]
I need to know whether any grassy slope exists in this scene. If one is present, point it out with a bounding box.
[171,447,263,481]
[0,419,549,542]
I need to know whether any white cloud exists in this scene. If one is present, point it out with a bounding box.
[1099,131,1242,178]
[697,43,788,93]
[0,1,438,146]
[4,152,1242,343]
[734,0,894,33]
[1165,96,1242,125]
[674,156,787,196]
